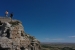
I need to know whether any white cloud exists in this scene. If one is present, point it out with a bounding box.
[45,38,64,41]
[69,36,75,38]
[52,38,64,41]
[45,38,50,41]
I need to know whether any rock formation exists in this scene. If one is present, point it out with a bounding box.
[0,17,41,50]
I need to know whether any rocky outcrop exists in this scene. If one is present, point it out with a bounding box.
[0,17,41,50]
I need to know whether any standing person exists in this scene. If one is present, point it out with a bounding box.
[5,10,9,17]
[10,13,13,22]
[10,13,13,19]
[0,21,2,25]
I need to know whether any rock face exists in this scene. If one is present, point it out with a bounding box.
[0,17,41,50]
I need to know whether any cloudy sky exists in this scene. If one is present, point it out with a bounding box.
[0,0,75,43]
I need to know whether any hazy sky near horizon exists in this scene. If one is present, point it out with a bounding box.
[0,0,75,43]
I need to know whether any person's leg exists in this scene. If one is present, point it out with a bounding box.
[6,14,8,17]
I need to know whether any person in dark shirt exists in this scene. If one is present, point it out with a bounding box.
[0,21,2,25]
[0,21,2,30]
[10,13,13,19]
[10,13,13,22]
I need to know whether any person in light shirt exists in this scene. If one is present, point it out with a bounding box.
[5,10,9,17]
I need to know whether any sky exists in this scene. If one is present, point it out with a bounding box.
[0,0,75,43]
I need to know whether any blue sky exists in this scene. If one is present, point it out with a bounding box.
[0,0,75,43]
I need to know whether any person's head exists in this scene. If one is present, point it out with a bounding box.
[6,10,8,12]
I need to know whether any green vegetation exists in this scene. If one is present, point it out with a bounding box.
[9,21,20,26]
[29,36,35,40]
[41,44,75,50]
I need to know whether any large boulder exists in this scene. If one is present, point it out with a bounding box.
[0,17,41,50]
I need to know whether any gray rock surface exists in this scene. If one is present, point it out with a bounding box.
[0,17,41,50]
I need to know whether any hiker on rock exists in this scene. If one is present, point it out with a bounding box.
[10,13,13,22]
[0,21,2,25]
[10,13,13,19]
[5,10,9,17]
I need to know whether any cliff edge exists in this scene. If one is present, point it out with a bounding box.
[0,17,41,50]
